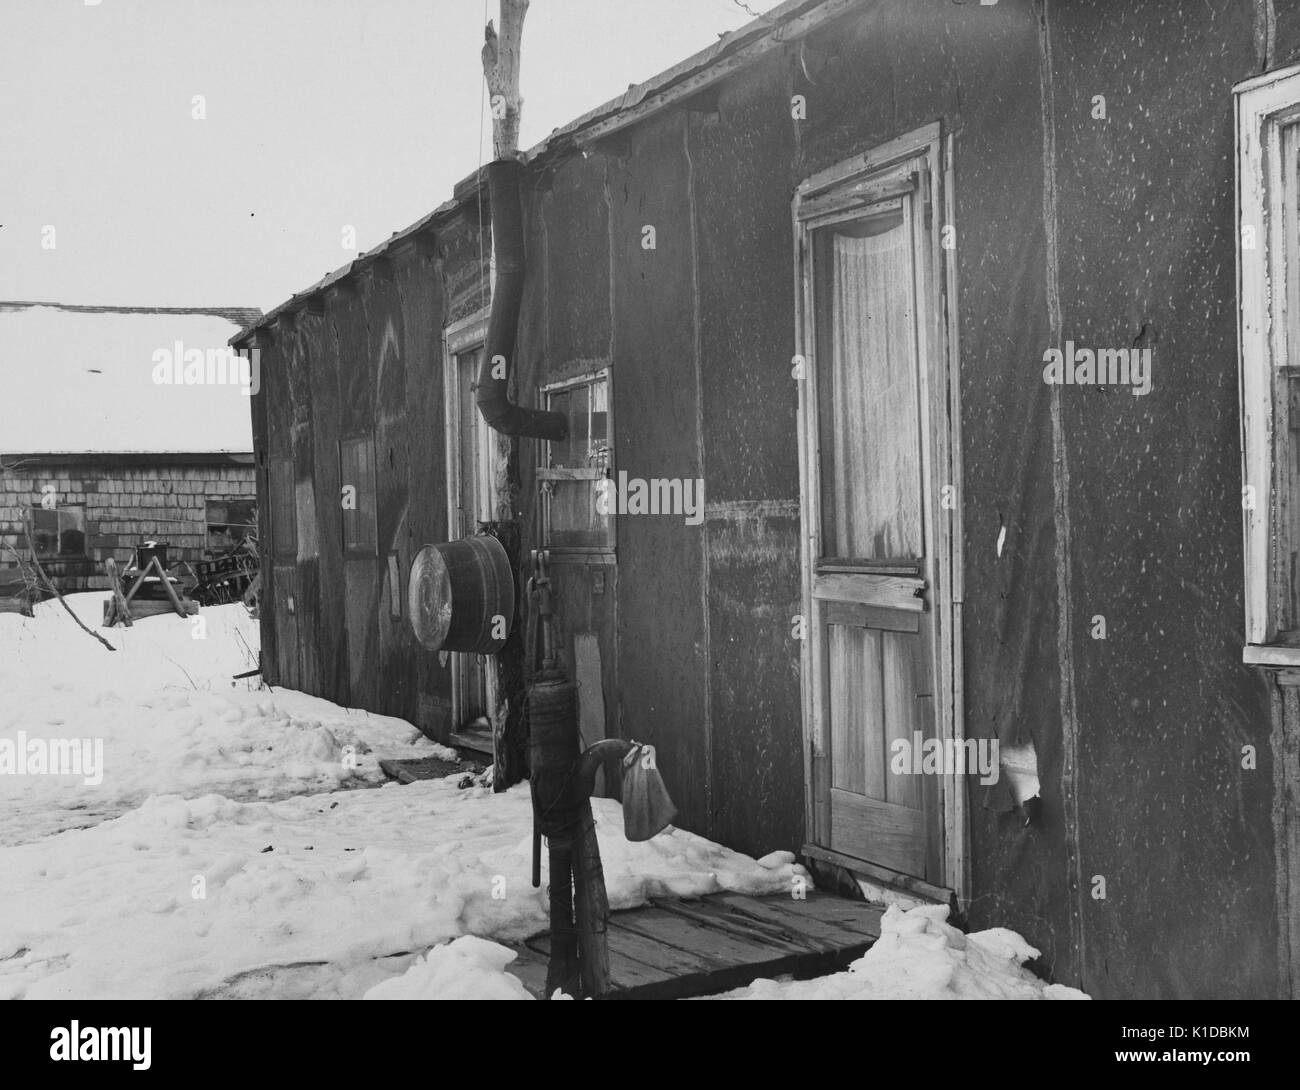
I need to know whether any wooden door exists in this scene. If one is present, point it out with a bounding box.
[798,151,946,884]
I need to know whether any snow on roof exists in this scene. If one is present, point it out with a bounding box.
[0,303,262,455]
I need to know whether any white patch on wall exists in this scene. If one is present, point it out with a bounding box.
[295,478,319,560]
[999,739,1041,805]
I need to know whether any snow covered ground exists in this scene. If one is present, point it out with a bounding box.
[0,594,808,999]
[0,594,442,845]
[0,593,1086,1001]
[711,904,1087,1000]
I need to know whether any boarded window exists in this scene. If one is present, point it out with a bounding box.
[813,205,923,563]
[205,498,256,556]
[540,373,613,551]
[269,456,296,559]
[339,435,378,555]
[28,505,85,558]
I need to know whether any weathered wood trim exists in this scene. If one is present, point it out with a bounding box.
[795,179,912,224]
[1244,644,1300,666]
[796,122,941,199]
[793,171,824,851]
[1234,64,1300,644]
[801,843,956,907]
[812,572,925,611]
[940,129,969,904]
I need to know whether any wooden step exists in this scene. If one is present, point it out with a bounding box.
[508,890,882,1000]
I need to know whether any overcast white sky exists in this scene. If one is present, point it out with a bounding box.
[0,0,783,314]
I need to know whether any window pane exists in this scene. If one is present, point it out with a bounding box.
[814,209,923,561]
[590,379,609,470]
[570,386,591,465]
[206,498,256,556]
[29,508,58,556]
[549,389,574,467]
[58,507,85,557]
[549,480,611,548]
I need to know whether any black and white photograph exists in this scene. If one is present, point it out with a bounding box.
[0,0,1295,1056]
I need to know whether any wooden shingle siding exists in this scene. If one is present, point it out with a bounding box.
[0,457,255,593]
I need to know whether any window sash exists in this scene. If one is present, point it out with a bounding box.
[542,372,613,552]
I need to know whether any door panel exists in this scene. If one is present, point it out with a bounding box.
[881,632,925,810]
[823,611,930,875]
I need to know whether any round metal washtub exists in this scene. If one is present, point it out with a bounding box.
[408,534,515,654]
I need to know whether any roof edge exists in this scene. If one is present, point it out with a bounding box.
[233,0,864,346]
[1,301,263,329]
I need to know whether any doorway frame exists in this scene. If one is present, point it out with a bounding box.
[793,121,968,902]
[442,307,502,731]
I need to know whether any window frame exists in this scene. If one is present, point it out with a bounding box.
[442,309,501,538]
[441,308,502,733]
[338,433,378,558]
[538,368,615,557]
[204,497,257,557]
[28,504,86,559]
[1236,63,1300,662]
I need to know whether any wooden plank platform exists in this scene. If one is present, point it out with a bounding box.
[377,755,481,783]
[508,890,883,999]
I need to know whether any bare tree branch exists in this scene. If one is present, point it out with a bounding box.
[482,0,529,160]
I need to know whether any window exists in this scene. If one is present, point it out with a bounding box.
[812,204,923,562]
[539,371,613,552]
[28,505,85,558]
[205,498,256,556]
[339,435,378,555]
[1236,64,1300,662]
[268,455,296,559]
